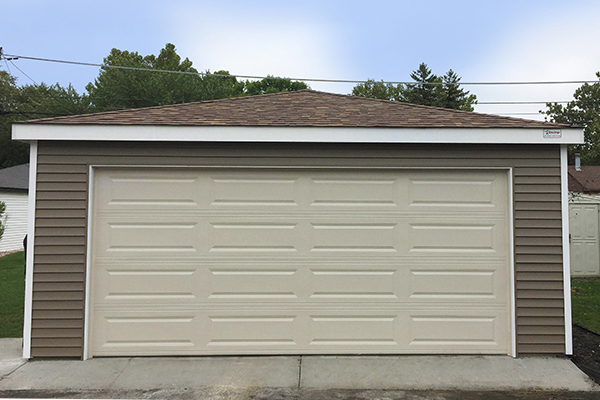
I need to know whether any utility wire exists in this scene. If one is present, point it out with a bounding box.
[7,59,77,115]
[4,53,600,86]
[0,93,574,106]
[7,59,39,85]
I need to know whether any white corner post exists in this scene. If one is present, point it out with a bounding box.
[22,141,38,359]
[561,145,573,355]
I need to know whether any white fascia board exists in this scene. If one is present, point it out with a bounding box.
[13,124,584,144]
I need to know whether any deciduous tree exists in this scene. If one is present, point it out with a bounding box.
[544,72,600,164]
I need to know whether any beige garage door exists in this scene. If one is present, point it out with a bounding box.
[89,167,511,356]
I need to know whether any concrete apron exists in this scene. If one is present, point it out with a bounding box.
[0,354,598,392]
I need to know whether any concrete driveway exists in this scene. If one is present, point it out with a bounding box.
[0,339,598,399]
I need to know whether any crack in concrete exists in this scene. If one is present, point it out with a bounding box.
[107,357,132,389]
[297,356,302,388]
[0,360,28,381]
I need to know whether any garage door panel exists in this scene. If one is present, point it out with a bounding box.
[310,223,399,253]
[409,269,496,299]
[309,268,398,300]
[93,312,200,355]
[90,167,511,356]
[407,170,507,211]
[209,174,300,207]
[208,222,301,253]
[104,222,199,253]
[408,312,508,352]
[96,267,199,302]
[206,314,299,348]
[408,221,506,254]
[96,171,202,208]
[308,314,398,347]
[309,177,398,207]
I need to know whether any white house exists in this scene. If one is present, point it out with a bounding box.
[0,163,29,252]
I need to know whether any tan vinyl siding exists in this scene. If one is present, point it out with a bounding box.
[31,141,565,358]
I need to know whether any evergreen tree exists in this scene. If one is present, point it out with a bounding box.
[438,69,477,111]
[403,63,442,107]
[351,63,477,111]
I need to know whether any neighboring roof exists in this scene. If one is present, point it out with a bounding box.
[569,166,600,193]
[0,163,29,192]
[20,90,573,129]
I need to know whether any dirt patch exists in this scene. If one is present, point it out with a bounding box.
[0,249,23,258]
[572,324,600,384]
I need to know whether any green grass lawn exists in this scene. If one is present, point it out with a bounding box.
[0,251,25,338]
[572,277,600,334]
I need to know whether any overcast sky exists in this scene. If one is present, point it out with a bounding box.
[2,0,599,120]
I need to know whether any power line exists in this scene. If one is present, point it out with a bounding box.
[1,93,572,106]
[7,59,76,115]
[7,59,39,85]
[4,53,600,87]
[476,101,570,105]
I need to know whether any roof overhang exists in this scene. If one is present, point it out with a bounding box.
[12,124,584,144]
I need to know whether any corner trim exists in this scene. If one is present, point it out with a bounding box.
[22,141,37,359]
[83,166,94,360]
[508,168,517,357]
[561,145,573,355]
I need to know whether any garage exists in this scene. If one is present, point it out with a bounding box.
[12,90,582,359]
[89,167,510,356]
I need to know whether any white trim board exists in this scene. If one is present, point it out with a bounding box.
[22,141,37,359]
[561,145,573,355]
[13,125,584,144]
[508,168,517,358]
[83,165,517,358]
[83,166,94,360]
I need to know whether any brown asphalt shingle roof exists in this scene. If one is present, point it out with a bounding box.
[22,90,573,129]
[569,166,600,193]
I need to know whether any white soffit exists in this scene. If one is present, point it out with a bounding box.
[12,124,584,144]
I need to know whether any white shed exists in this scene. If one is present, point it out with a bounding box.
[569,193,600,276]
[0,163,29,252]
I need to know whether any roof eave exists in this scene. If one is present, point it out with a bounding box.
[12,124,585,145]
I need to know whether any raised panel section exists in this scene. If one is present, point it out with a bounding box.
[210,176,298,207]
[310,177,397,207]
[409,269,496,299]
[409,314,504,349]
[408,224,496,253]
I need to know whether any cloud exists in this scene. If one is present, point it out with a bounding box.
[465,3,600,120]
[170,6,352,93]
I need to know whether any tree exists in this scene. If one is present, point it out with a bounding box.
[403,63,441,107]
[0,70,91,168]
[243,76,308,96]
[351,79,405,101]
[86,44,308,110]
[0,71,24,168]
[0,201,5,240]
[86,43,226,110]
[351,63,477,111]
[544,72,600,164]
[438,69,477,112]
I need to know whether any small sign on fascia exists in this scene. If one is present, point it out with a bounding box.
[543,129,562,138]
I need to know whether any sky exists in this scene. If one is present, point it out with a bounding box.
[1,0,599,120]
